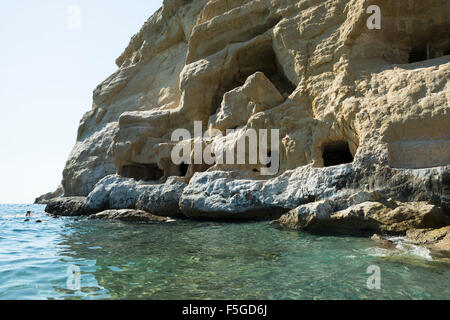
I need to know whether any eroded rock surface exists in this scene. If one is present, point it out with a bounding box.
[84,175,186,218]
[406,227,450,252]
[275,200,449,235]
[45,197,90,216]
[41,1,449,232]
[88,209,172,223]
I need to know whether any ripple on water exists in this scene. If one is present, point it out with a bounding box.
[1,204,450,299]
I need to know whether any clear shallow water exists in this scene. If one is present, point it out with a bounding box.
[1,204,449,300]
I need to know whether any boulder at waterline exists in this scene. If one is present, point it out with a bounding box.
[406,226,450,253]
[275,200,450,235]
[88,209,172,223]
[45,197,90,216]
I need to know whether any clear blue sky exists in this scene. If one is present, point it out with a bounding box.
[0,1,162,203]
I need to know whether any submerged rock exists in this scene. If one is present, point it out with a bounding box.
[370,234,397,250]
[88,209,172,223]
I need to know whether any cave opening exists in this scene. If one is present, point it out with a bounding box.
[120,164,164,181]
[322,141,354,167]
[212,42,295,115]
[408,45,428,63]
[237,45,295,98]
[407,40,450,63]
[179,162,189,177]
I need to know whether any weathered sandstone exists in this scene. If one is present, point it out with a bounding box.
[41,1,449,235]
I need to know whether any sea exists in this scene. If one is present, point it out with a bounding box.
[0,204,449,300]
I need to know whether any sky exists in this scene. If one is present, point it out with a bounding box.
[0,1,162,203]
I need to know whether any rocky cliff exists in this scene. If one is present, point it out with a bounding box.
[41,0,449,237]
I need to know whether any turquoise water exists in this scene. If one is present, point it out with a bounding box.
[1,204,449,300]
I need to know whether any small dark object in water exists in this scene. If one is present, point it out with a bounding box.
[52,214,59,219]
[26,211,31,217]
[24,219,30,222]
[36,220,42,223]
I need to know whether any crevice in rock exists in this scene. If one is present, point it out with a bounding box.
[179,162,189,177]
[322,141,354,167]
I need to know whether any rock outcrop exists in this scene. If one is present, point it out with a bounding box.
[406,226,450,252]
[370,234,397,249]
[84,175,186,218]
[34,185,64,205]
[274,199,450,235]
[41,1,449,236]
[45,197,90,216]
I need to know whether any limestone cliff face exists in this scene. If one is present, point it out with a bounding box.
[62,0,208,196]
[46,0,449,227]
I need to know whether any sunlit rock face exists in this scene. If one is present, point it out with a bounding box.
[46,0,449,224]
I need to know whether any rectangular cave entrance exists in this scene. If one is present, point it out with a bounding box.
[120,164,164,181]
[322,141,354,167]
[409,45,428,63]
[445,46,450,56]
[408,40,450,63]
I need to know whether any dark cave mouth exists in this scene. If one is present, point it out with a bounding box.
[120,164,164,182]
[211,42,296,115]
[408,40,450,63]
[408,45,429,63]
[322,141,354,167]
[179,162,189,177]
